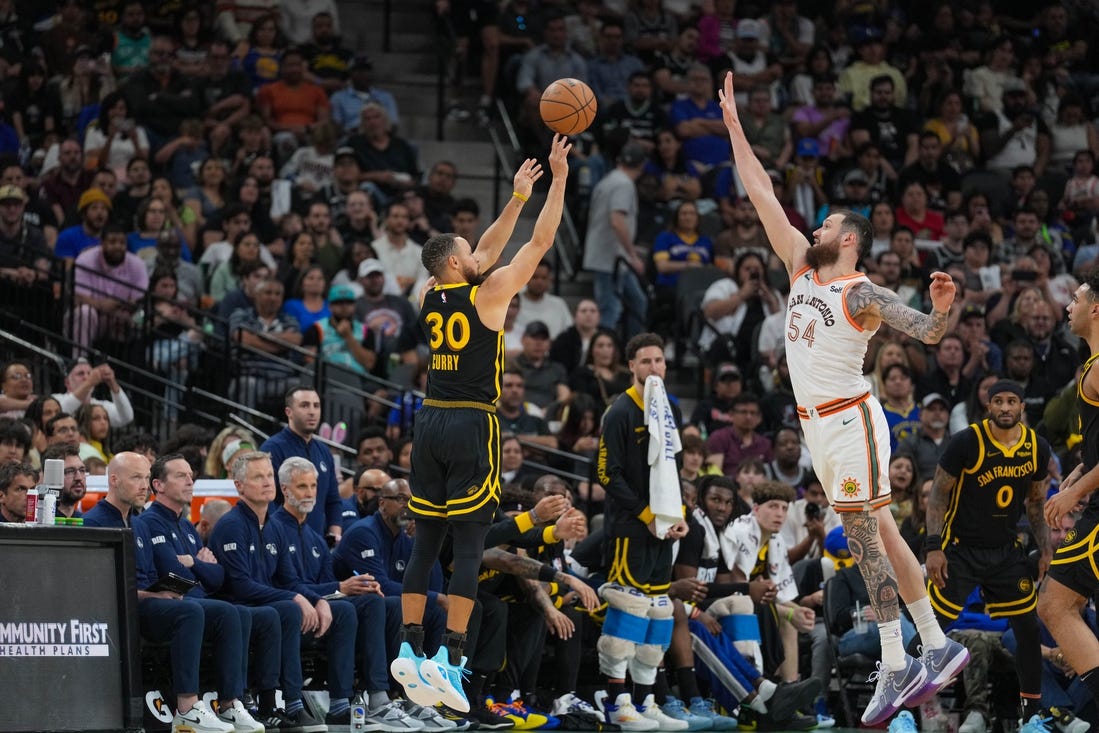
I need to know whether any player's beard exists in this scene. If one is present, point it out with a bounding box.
[805,239,840,269]
[462,262,485,285]
[991,412,1020,430]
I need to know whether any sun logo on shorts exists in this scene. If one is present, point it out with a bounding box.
[840,477,861,496]
[1064,529,1077,545]
[1018,578,1033,593]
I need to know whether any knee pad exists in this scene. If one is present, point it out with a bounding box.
[597,633,635,679]
[708,595,755,618]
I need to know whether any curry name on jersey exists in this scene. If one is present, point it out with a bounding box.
[420,283,505,404]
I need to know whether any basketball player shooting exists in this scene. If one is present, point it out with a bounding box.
[390,134,572,714]
[717,72,970,725]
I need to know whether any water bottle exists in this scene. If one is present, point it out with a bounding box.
[350,694,367,731]
[39,459,63,525]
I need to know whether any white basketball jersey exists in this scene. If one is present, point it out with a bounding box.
[785,266,874,407]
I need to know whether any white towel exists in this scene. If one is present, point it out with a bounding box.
[644,375,683,539]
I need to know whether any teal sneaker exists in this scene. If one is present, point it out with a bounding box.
[419,648,471,713]
[688,697,738,731]
[661,697,713,731]
[391,641,441,708]
[1020,715,1054,733]
[889,711,918,733]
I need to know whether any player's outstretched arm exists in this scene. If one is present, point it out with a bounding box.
[718,72,808,274]
[473,157,544,272]
[477,134,570,325]
[845,272,954,344]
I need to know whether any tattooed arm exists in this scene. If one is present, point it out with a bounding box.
[481,548,599,609]
[840,510,902,623]
[1028,476,1052,580]
[924,465,957,589]
[846,281,951,344]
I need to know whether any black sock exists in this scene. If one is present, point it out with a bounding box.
[466,672,487,703]
[401,623,425,657]
[1020,696,1041,720]
[634,683,653,705]
[442,630,466,667]
[1082,667,1099,703]
[653,668,669,705]
[675,666,701,700]
[259,689,277,714]
[608,680,628,703]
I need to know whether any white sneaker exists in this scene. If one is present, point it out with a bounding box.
[216,699,264,733]
[397,700,458,730]
[173,700,235,732]
[367,700,427,732]
[551,692,605,723]
[959,710,988,733]
[605,693,658,731]
[638,694,688,730]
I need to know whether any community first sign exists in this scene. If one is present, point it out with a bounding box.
[0,619,112,657]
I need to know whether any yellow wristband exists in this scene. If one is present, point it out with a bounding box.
[512,191,528,203]
[785,608,795,622]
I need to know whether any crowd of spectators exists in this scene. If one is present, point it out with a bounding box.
[1,0,1099,731]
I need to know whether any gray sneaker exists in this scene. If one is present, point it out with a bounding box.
[861,655,929,726]
[908,637,971,705]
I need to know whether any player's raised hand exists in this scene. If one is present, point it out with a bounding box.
[548,134,571,178]
[928,271,956,313]
[717,72,742,133]
[513,157,543,200]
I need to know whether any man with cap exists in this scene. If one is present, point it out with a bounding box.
[689,362,744,436]
[513,319,570,409]
[925,378,1051,729]
[710,19,782,109]
[323,149,373,223]
[582,140,649,337]
[301,283,379,378]
[54,187,111,260]
[0,184,50,320]
[70,223,149,352]
[330,53,400,133]
[354,257,417,360]
[897,393,952,479]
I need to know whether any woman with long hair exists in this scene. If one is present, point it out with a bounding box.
[569,330,632,408]
[184,157,229,228]
[234,13,284,90]
[644,128,703,203]
[208,231,262,302]
[151,176,198,251]
[204,426,257,479]
[283,264,330,332]
[174,7,212,78]
[127,196,191,260]
[75,403,112,463]
[278,231,317,293]
[232,174,279,244]
[11,62,59,152]
[24,395,62,466]
[888,452,919,515]
[83,91,149,183]
[923,89,980,175]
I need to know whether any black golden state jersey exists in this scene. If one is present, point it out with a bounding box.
[1078,353,1099,502]
[937,419,1050,548]
[420,283,504,405]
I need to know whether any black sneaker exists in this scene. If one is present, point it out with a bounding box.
[768,678,823,722]
[259,708,304,733]
[324,707,351,733]
[463,706,515,730]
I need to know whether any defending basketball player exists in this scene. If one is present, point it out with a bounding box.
[1039,273,1099,717]
[390,134,571,713]
[717,71,970,726]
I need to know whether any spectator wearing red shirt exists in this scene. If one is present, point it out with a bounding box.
[257,47,331,162]
[895,180,944,243]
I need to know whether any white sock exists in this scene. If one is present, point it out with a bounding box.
[908,596,947,649]
[879,619,906,670]
[747,692,769,713]
[757,678,777,702]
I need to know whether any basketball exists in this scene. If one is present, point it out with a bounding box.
[539,78,598,136]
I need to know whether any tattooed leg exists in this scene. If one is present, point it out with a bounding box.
[841,509,901,623]
[873,504,930,603]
